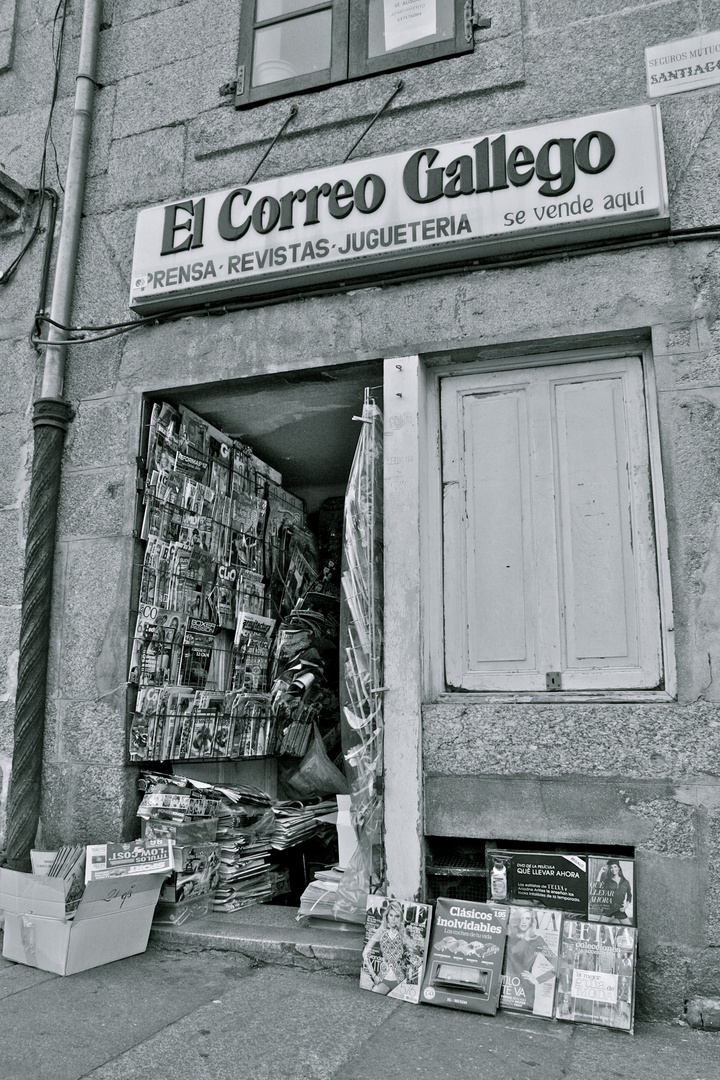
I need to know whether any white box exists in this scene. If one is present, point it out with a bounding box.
[0,868,166,976]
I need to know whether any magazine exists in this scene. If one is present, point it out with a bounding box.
[85,839,174,882]
[210,563,238,630]
[420,898,509,1015]
[588,856,635,925]
[179,617,217,688]
[500,906,563,1017]
[487,849,588,915]
[164,686,195,759]
[146,402,180,477]
[129,606,186,688]
[233,612,276,691]
[359,896,432,1004]
[187,690,225,759]
[555,920,637,1033]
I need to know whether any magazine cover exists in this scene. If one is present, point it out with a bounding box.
[420,899,509,1015]
[179,617,217,688]
[588,856,635,925]
[500,907,563,1017]
[555,919,637,1033]
[487,850,588,915]
[359,896,432,1003]
[161,843,220,903]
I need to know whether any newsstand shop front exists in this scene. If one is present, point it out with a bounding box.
[3,6,720,1029]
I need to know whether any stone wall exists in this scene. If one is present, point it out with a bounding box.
[1,0,720,1017]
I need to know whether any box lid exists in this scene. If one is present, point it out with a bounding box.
[0,868,71,920]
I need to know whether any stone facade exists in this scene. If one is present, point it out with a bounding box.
[2,0,720,1019]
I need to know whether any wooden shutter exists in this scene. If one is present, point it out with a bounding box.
[441,357,662,692]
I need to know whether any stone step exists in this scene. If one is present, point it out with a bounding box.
[149,903,365,976]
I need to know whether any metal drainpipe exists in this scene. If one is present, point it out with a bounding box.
[5,0,102,872]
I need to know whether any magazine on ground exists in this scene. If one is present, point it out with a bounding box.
[487,850,588,915]
[555,920,638,1033]
[588,856,636,925]
[359,896,433,1003]
[420,898,509,1015]
[500,906,563,1017]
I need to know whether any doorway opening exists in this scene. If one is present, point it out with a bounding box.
[129,358,384,912]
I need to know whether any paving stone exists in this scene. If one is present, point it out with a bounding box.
[0,948,256,1080]
[77,965,398,1080]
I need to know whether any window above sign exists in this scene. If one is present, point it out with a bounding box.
[235,0,485,107]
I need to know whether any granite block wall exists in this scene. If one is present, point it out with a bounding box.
[1,0,720,1016]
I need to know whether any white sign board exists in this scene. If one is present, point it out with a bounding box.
[384,0,437,51]
[646,31,720,97]
[130,105,669,314]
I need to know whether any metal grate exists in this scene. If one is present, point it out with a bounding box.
[425,873,486,905]
[427,852,486,875]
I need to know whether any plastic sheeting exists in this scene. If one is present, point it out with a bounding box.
[333,394,384,920]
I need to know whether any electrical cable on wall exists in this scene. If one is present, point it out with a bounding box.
[29,223,720,347]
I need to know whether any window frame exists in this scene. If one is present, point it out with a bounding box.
[348,0,474,80]
[419,345,676,703]
[235,0,474,108]
[236,0,350,107]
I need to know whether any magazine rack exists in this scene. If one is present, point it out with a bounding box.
[128,401,339,766]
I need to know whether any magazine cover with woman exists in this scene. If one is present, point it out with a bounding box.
[588,856,635,925]
[500,906,563,1017]
[360,897,432,1003]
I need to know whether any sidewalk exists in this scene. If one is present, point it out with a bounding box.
[1,913,718,1080]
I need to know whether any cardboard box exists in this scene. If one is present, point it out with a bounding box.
[0,868,166,976]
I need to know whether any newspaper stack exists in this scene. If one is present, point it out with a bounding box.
[270,804,321,850]
[213,840,274,911]
[212,793,276,911]
[46,845,87,915]
[297,867,344,919]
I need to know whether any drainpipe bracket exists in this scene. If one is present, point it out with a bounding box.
[32,397,75,431]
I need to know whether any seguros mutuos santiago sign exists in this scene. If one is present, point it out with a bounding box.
[129,105,668,313]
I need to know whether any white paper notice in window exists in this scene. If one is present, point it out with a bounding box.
[384,0,436,52]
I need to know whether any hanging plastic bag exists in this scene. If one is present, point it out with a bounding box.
[284,722,349,799]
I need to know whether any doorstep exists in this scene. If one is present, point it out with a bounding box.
[149,904,364,976]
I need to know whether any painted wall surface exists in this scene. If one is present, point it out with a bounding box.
[1,0,720,1017]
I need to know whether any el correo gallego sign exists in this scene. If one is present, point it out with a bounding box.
[129,105,669,313]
